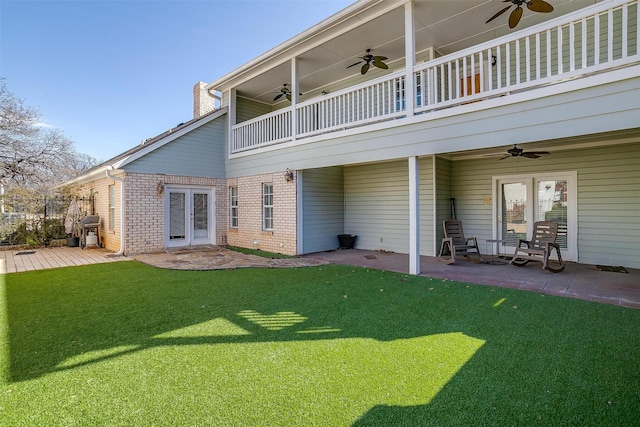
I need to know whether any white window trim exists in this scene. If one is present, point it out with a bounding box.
[492,171,578,261]
[262,183,274,231]
[230,186,238,229]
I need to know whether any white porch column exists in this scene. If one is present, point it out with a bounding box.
[404,1,416,117]
[409,156,420,274]
[291,57,299,142]
[228,88,237,154]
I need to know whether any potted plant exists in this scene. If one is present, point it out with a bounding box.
[64,199,81,247]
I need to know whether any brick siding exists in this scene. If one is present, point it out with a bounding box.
[226,170,298,255]
[68,170,297,256]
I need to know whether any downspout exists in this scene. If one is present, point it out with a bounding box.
[106,167,125,256]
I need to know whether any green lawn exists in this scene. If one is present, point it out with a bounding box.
[1,261,639,426]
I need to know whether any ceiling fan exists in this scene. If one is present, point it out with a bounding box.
[486,0,554,29]
[496,144,550,160]
[273,84,300,102]
[346,49,389,75]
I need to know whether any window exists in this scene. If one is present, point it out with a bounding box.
[109,184,116,230]
[262,183,273,231]
[230,186,238,228]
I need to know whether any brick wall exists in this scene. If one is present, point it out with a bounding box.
[68,170,297,256]
[124,173,226,255]
[226,170,298,255]
[68,174,122,253]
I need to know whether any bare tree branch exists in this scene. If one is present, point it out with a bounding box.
[0,79,98,190]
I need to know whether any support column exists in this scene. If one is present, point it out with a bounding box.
[291,57,299,142]
[228,88,237,154]
[409,156,420,274]
[404,1,416,117]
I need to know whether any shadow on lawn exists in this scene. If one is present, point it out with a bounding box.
[4,262,639,425]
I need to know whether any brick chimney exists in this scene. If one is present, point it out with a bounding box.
[193,82,218,118]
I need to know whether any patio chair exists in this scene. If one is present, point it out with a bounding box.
[437,219,483,264]
[510,221,565,273]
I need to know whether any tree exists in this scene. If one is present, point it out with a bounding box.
[0,79,97,189]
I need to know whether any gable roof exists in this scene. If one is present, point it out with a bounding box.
[60,107,227,187]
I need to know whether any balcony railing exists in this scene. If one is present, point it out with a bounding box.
[231,0,638,154]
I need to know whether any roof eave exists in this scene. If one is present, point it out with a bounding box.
[58,107,228,188]
[112,107,227,169]
[205,0,389,92]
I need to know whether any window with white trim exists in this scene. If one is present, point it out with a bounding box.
[262,183,273,231]
[230,186,238,228]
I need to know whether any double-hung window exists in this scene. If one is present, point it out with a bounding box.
[230,186,238,228]
[262,183,273,231]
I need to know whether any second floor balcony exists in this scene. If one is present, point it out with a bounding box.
[217,0,639,156]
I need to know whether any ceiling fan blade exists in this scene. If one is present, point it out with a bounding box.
[522,153,541,159]
[372,56,388,61]
[486,5,512,24]
[509,6,523,28]
[286,93,292,101]
[527,151,550,155]
[274,93,284,101]
[527,0,554,13]
[498,155,512,160]
[361,62,370,75]
[346,61,363,69]
[373,59,388,70]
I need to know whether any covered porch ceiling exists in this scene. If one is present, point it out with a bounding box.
[211,0,601,105]
[441,128,640,161]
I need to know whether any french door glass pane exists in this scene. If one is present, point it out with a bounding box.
[501,182,527,247]
[193,193,208,240]
[537,180,568,249]
[169,192,186,240]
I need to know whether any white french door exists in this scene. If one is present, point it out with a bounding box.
[166,188,214,247]
[494,172,577,261]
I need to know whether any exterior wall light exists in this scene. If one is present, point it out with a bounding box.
[284,168,294,182]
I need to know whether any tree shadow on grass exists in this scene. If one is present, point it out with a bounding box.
[3,261,640,425]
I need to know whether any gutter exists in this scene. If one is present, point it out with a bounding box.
[105,167,125,257]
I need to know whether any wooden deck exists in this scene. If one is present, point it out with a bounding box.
[0,247,129,274]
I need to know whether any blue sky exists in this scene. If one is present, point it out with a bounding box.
[1,0,353,161]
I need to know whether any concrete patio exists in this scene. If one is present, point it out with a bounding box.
[303,249,640,309]
[1,246,638,309]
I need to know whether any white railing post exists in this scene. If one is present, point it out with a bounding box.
[291,57,299,142]
[228,88,237,153]
[405,1,415,116]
